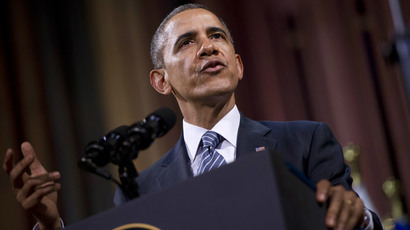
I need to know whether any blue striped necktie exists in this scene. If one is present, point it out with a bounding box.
[196,131,227,175]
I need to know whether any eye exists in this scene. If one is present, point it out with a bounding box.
[211,33,225,39]
[181,40,193,47]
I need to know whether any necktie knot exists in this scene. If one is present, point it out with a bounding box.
[201,131,221,150]
[196,131,226,175]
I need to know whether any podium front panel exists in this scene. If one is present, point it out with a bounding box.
[66,150,327,230]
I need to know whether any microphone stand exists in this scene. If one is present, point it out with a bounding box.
[78,152,140,200]
[118,160,139,200]
[78,157,122,187]
[79,134,141,200]
[115,139,140,200]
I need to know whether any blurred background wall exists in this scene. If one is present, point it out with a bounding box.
[1,0,409,229]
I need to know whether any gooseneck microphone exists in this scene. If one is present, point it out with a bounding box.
[82,125,130,167]
[143,107,176,138]
[80,107,176,167]
[78,107,176,199]
[127,107,176,156]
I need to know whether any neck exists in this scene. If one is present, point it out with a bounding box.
[178,94,236,130]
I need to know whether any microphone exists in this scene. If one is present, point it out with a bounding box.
[127,107,176,151]
[80,107,176,167]
[83,125,129,167]
[146,107,177,138]
[78,107,176,199]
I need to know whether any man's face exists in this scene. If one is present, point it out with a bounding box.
[154,8,243,104]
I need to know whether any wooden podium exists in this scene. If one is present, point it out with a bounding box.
[66,150,327,230]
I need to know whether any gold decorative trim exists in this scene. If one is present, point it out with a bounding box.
[113,223,161,230]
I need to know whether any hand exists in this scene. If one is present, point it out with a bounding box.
[316,180,365,230]
[3,142,62,230]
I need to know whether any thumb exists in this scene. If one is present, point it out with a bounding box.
[21,142,47,176]
[316,179,331,203]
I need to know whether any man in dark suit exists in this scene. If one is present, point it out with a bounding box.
[4,3,382,230]
[114,4,382,230]
[115,119,349,200]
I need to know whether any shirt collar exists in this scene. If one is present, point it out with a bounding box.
[183,105,240,162]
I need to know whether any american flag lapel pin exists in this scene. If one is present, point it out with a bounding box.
[255,146,265,152]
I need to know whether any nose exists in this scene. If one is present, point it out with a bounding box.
[197,37,218,57]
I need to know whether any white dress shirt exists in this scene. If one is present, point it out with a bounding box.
[183,105,240,176]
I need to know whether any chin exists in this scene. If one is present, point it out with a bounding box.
[203,88,235,100]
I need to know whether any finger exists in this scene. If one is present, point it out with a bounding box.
[16,172,61,203]
[21,142,47,176]
[9,154,34,188]
[21,183,61,211]
[325,186,344,228]
[345,198,365,230]
[316,179,331,203]
[3,148,14,174]
[335,193,358,230]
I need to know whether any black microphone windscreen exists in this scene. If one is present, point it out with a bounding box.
[147,107,176,136]
[106,125,129,138]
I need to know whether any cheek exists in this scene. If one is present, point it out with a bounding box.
[182,57,195,74]
[168,56,193,75]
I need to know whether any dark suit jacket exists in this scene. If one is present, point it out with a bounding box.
[114,115,351,203]
[113,115,383,229]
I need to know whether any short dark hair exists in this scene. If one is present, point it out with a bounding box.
[150,3,234,69]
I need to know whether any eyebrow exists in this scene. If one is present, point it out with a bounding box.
[173,31,196,50]
[207,26,228,38]
[172,26,229,51]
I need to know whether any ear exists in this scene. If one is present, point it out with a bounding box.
[235,54,244,81]
[150,69,172,95]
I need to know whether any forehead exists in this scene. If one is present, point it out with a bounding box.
[163,8,225,42]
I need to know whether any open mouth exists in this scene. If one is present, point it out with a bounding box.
[200,60,226,73]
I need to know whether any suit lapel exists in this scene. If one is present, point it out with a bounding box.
[156,135,193,189]
[236,115,278,158]
[154,115,278,189]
